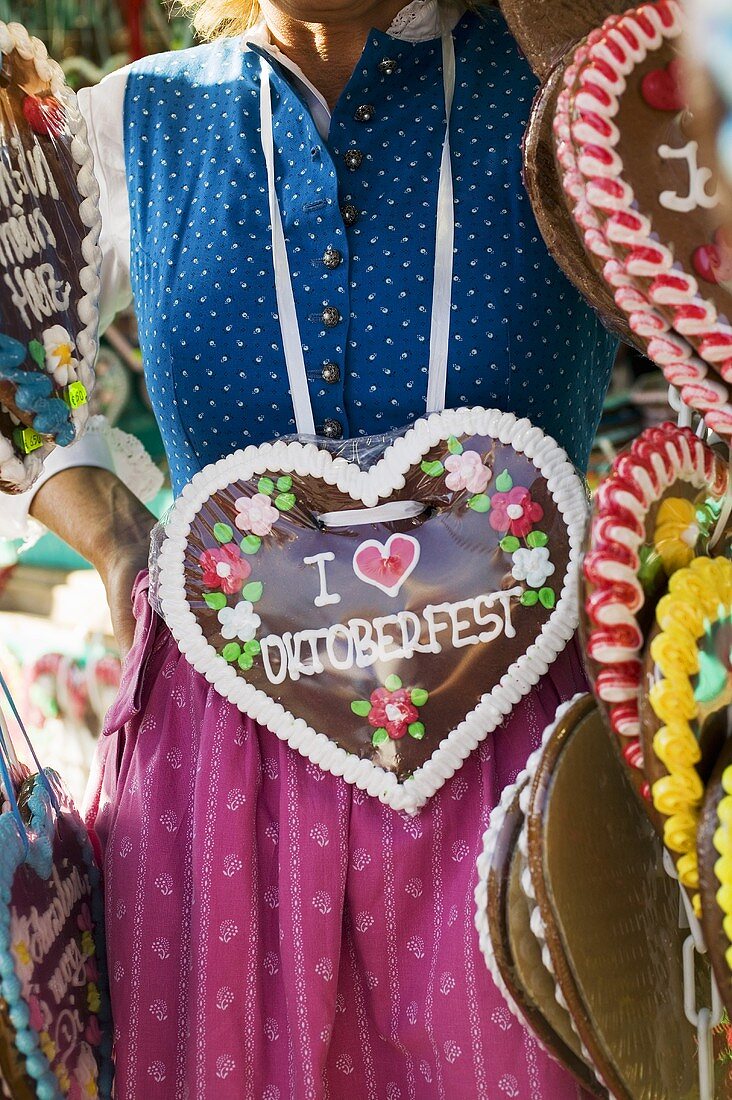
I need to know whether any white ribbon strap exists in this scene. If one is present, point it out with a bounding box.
[260,63,316,435]
[426,27,456,415]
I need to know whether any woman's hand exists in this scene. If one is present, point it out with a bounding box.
[30,468,157,658]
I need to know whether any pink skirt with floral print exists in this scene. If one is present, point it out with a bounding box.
[85,573,592,1099]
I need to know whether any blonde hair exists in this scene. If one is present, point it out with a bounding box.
[176,0,478,42]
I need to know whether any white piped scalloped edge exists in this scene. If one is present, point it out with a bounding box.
[474,692,606,1093]
[157,407,588,815]
[0,20,102,492]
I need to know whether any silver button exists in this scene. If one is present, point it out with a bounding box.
[340,203,359,227]
[321,419,343,440]
[322,305,341,327]
[378,58,397,75]
[344,149,364,171]
[322,361,340,383]
[322,246,342,269]
[354,104,375,123]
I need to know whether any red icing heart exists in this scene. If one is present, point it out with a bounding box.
[640,58,684,112]
[353,534,420,597]
[21,93,65,137]
[692,230,732,285]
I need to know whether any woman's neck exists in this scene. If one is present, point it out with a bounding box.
[259,1,408,108]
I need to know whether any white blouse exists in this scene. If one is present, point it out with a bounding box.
[2,0,459,544]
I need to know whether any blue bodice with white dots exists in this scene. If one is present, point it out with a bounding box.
[124,9,616,495]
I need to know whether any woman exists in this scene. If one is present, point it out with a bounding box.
[21,0,616,1095]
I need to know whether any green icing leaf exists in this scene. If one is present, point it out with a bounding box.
[203,591,227,611]
[384,674,402,692]
[222,642,242,663]
[499,535,520,553]
[421,460,444,478]
[213,522,233,544]
[240,534,262,555]
[447,436,463,455]
[238,653,254,671]
[258,477,275,496]
[372,728,389,746]
[694,650,729,705]
[244,639,261,657]
[275,492,296,512]
[526,530,548,549]
[351,700,372,717]
[468,494,491,513]
[520,590,539,607]
[539,587,556,609]
[495,469,513,493]
[276,475,293,492]
[242,581,264,603]
[28,339,45,368]
[410,688,429,707]
[408,721,425,740]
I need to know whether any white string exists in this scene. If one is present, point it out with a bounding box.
[318,500,427,527]
[259,25,457,435]
[425,27,456,415]
[260,62,316,436]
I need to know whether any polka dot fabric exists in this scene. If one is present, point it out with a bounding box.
[124,9,616,494]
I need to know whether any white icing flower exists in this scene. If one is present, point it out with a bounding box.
[42,325,79,386]
[510,546,555,589]
[218,600,261,642]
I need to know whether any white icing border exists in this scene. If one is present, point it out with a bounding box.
[158,407,588,815]
[558,0,732,438]
[473,693,606,1090]
[0,20,102,492]
[584,423,726,753]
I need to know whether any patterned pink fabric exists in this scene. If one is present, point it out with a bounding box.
[85,574,592,1099]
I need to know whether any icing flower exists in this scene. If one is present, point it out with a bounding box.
[367,686,419,740]
[39,1030,57,1063]
[81,930,95,959]
[28,995,45,1032]
[654,497,703,574]
[489,486,543,538]
[510,546,555,590]
[77,903,92,932]
[87,983,101,1013]
[234,493,280,537]
[218,600,261,642]
[55,1063,71,1092]
[444,450,491,494]
[42,325,79,387]
[200,544,251,595]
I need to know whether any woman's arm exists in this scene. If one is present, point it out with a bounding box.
[29,468,155,656]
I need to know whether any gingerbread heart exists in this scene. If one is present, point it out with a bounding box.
[0,773,112,1099]
[559,0,732,437]
[0,22,101,493]
[582,423,728,812]
[158,408,587,815]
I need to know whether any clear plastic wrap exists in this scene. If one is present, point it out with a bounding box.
[151,407,589,814]
[0,21,101,494]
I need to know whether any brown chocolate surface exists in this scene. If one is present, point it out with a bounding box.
[182,435,573,781]
[524,49,637,347]
[698,734,732,1018]
[526,696,703,1099]
[0,46,87,451]
[484,780,603,1093]
[498,0,635,79]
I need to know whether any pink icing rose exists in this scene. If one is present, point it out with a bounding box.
[234,493,280,537]
[489,486,544,538]
[85,957,99,983]
[368,687,419,740]
[77,904,92,933]
[444,450,491,494]
[28,995,45,1032]
[199,544,252,595]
